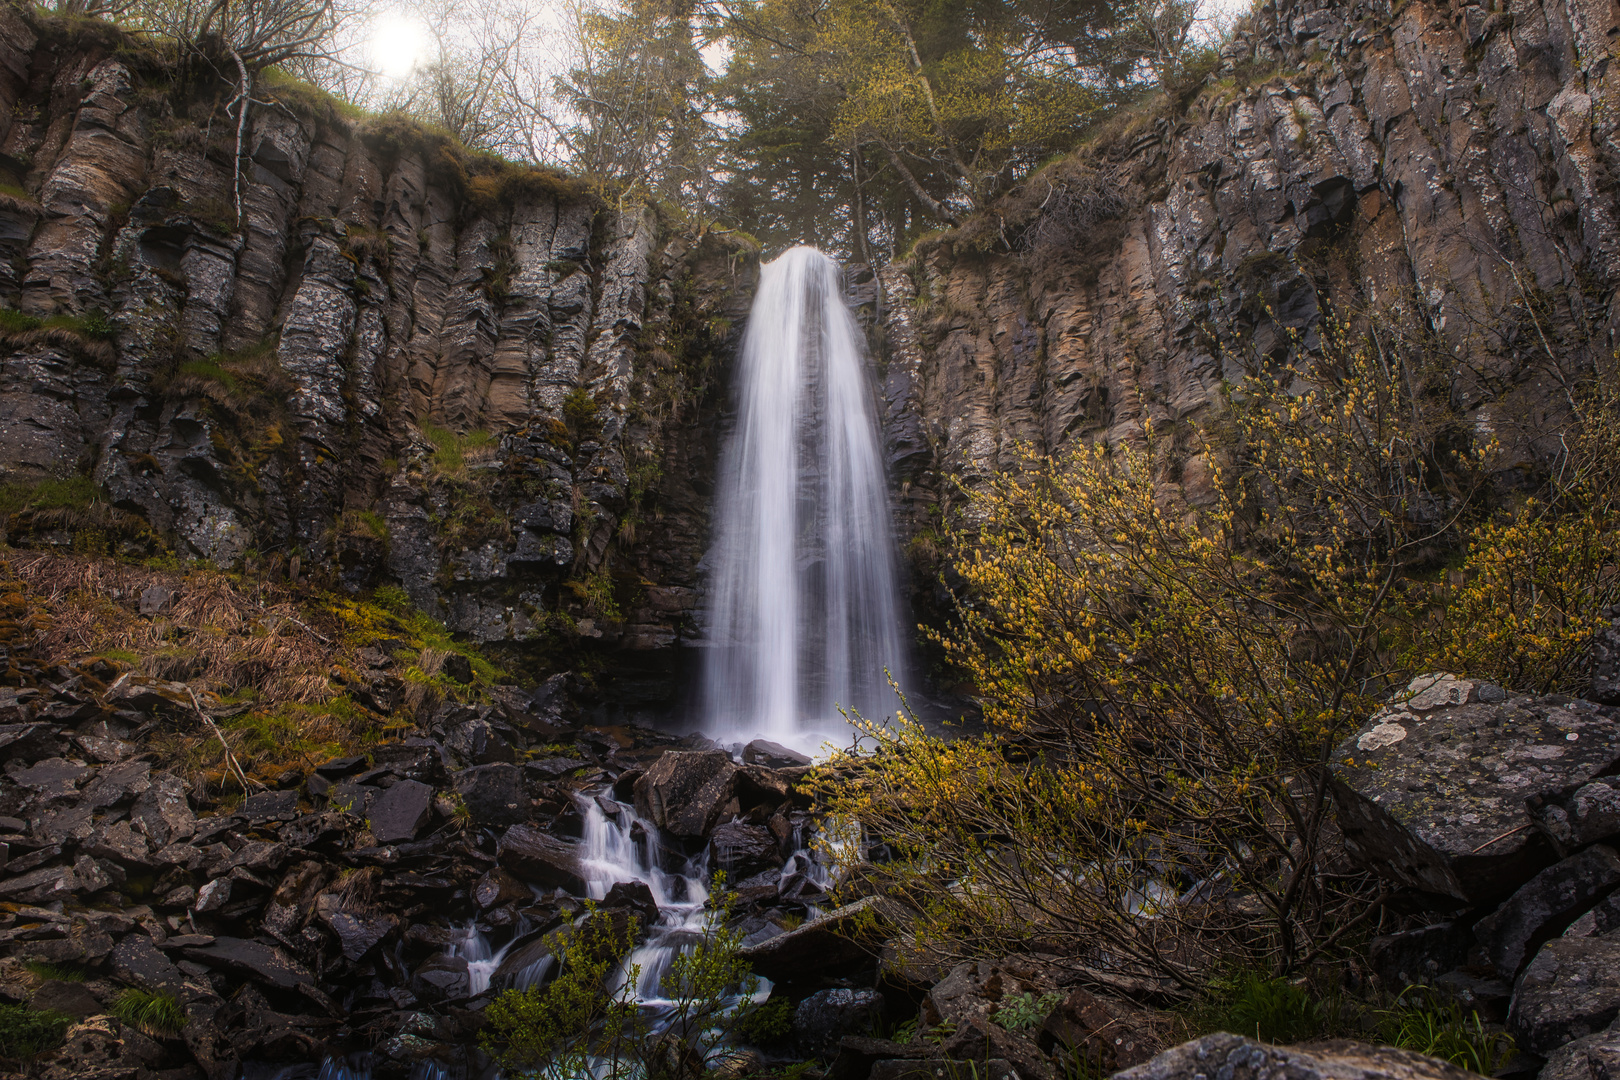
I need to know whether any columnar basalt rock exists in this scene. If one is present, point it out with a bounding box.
[0,12,757,711]
[879,0,1620,558]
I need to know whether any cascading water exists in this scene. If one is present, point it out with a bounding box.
[701,246,909,750]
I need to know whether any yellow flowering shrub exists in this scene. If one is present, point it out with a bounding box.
[818,319,1494,986]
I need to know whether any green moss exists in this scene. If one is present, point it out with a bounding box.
[0,475,101,517]
[0,306,116,341]
[259,66,368,123]
[422,423,497,475]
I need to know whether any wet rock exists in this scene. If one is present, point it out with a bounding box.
[1330,675,1620,904]
[602,880,659,925]
[1507,935,1620,1054]
[795,988,886,1058]
[497,823,588,893]
[491,931,558,991]
[778,852,831,905]
[709,821,783,880]
[182,936,313,990]
[1474,845,1620,978]
[475,867,532,910]
[454,763,528,826]
[1531,777,1620,856]
[1114,1035,1480,1080]
[737,897,886,981]
[634,750,737,838]
[411,953,470,1002]
[744,740,812,768]
[1538,1023,1620,1080]
[315,895,397,961]
[369,778,433,843]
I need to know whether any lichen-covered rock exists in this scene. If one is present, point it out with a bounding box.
[1114,1035,1482,1080]
[1507,935,1620,1054]
[1531,777,1620,856]
[1473,845,1620,979]
[1328,675,1620,903]
[1537,1022,1620,1080]
[794,988,886,1058]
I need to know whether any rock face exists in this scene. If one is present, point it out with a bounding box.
[875,0,1620,629]
[1115,1035,1482,1080]
[1507,935,1620,1054]
[1328,674,1620,903]
[0,6,757,713]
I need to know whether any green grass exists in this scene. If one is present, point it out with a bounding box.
[0,307,115,340]
[22,961,84,983]
[0,1004,72,1061]
[1190,971,1334,1044]
[0,475,101,517]
[1375,988,1515,1074]
[109,988,185,1037]
[0,182,33,201]
[422,422,497,474]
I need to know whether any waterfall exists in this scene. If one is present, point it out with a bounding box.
[701,246,909,749]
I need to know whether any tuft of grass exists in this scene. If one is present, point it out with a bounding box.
[22,961,85,983]
[421,422,497,475]
[175,358,239,393]
[110,988,186,1037]
[0,307,115,341]
[1375,988,1515,1074]
[0,1004,73,1061]
[338,508,390,542]
[1195,971,1332,1044]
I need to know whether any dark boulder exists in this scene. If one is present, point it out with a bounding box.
[1368,922,1473,990]
[182,936,314,991]
[744,740,812,768]
[240,789,300,824]
[454,763,528,826]
[794,988,885,1058]
[368,779,433,843]
[32,979,104,1020]
[475,867,532,910]
[634,751,737,838]
[411,953,470,1002]
[602,880,660,926]
[1038,987,1164,1071]
[709,821,782,880]
[1114,1035,1481,1080]
[1329,674,1620,904]
[491,932,559,991]
[1508,935,1620,1054]
[1474,845,1620,978]
[737,897,885,982]
[497,824,588,893]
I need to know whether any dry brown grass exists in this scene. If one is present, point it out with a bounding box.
[13,550,339,705]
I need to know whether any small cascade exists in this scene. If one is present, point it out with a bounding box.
[449,920,517,997]
[578,793,718,1007]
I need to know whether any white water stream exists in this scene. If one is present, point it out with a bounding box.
[700,246,909,752]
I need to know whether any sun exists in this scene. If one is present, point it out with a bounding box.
[368,13,432,82]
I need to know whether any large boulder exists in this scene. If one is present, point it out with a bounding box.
[795,989,885,1058]
[744,740,812,768]
[1115,1035,1481,1080]
[634,751,737,838]
[1473,845,1620,978]
[1507,935,1620,1054]
[368,779,433,843]
[1531,777,1620,856]
[497,824,588,893]
[709,821,783,880]
[738,897,886,982]
[454,763,528,826]
[1538,1022,1620,1080]
[1329,674,1620,904]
